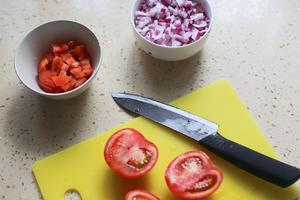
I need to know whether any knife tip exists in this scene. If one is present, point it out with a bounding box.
[112,92,129,100]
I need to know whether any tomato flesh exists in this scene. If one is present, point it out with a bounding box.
[125,190,160,200]
[165,151,223,200]
[104,128,158,179]
[37,40,93,93]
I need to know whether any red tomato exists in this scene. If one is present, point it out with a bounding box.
[74,77,87,88]
[62,53,76,66]
[61,77,77,92]
[70,67,86,79]
[165,151,223,200]
[37,40,93,93]
[38,80,55,93]
[104,128,158,179]
[38,53,53,73]
[51,56,64,73]
[124,190,160,200]
[80,59,93,76]
[71,45,89,60]
[51,75,72,87]
[52,43,69,55]
[38,70,56,92]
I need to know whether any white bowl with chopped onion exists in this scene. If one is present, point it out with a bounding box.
[131,0,212,61]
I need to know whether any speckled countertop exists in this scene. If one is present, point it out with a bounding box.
[0,0,300,199]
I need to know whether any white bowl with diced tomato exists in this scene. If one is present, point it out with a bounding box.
[15,20,101,100]
[131,0,213,61]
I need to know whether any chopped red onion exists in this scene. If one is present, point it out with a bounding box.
[135,0,210,46]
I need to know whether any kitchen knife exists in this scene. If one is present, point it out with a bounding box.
[112,92,300,188]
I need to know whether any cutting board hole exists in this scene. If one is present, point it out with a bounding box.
[64,189,82,200]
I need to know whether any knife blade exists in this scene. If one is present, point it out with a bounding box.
[112,92,300,188]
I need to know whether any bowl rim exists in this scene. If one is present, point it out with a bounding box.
[130,0,213,49]
[14,20,102,97]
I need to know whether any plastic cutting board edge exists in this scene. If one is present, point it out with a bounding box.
[32,80,299,200]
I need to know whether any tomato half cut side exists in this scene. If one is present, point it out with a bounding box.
[104,128,158,179]
[124,190,160,200]
[165,151,223,200]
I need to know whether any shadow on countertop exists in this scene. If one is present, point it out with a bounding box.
[125,46,205,100]
[3,88,91,157]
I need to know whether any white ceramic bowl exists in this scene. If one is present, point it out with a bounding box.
[15,20,101,100]
[131,0,213,61]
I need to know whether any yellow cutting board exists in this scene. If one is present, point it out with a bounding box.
[33,80,299,200]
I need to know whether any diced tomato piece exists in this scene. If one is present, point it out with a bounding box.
[51,56,64,73]
[71,62,80,68]
[38,41,93,93]
[54,87,64,93]
[44,53,54,62]
[82,67,93,76]
[51,75,72,87]
[62,53,76,66]
[38,53,54,73]
[38,80,55,93]
[80,59,93,76]
[59,69,67,76]
[61,77,77,92]
[74,77,87,88]
[70,67,86,79]
[38,70,56,88]
[38,57,49,73]
[52,43,69,55]
[61,63,69,72]
[80,58,90,66]
[71,45,89,60]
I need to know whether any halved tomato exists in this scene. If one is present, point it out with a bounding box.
[165,151,223,200]
[124,190,160,200]
[104,128,158,179]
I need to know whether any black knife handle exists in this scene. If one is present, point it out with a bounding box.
[200,133,300,187]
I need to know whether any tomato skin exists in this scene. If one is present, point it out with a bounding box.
[124,190,160,200]
[165,151,223,200]
[104,128,158,179]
